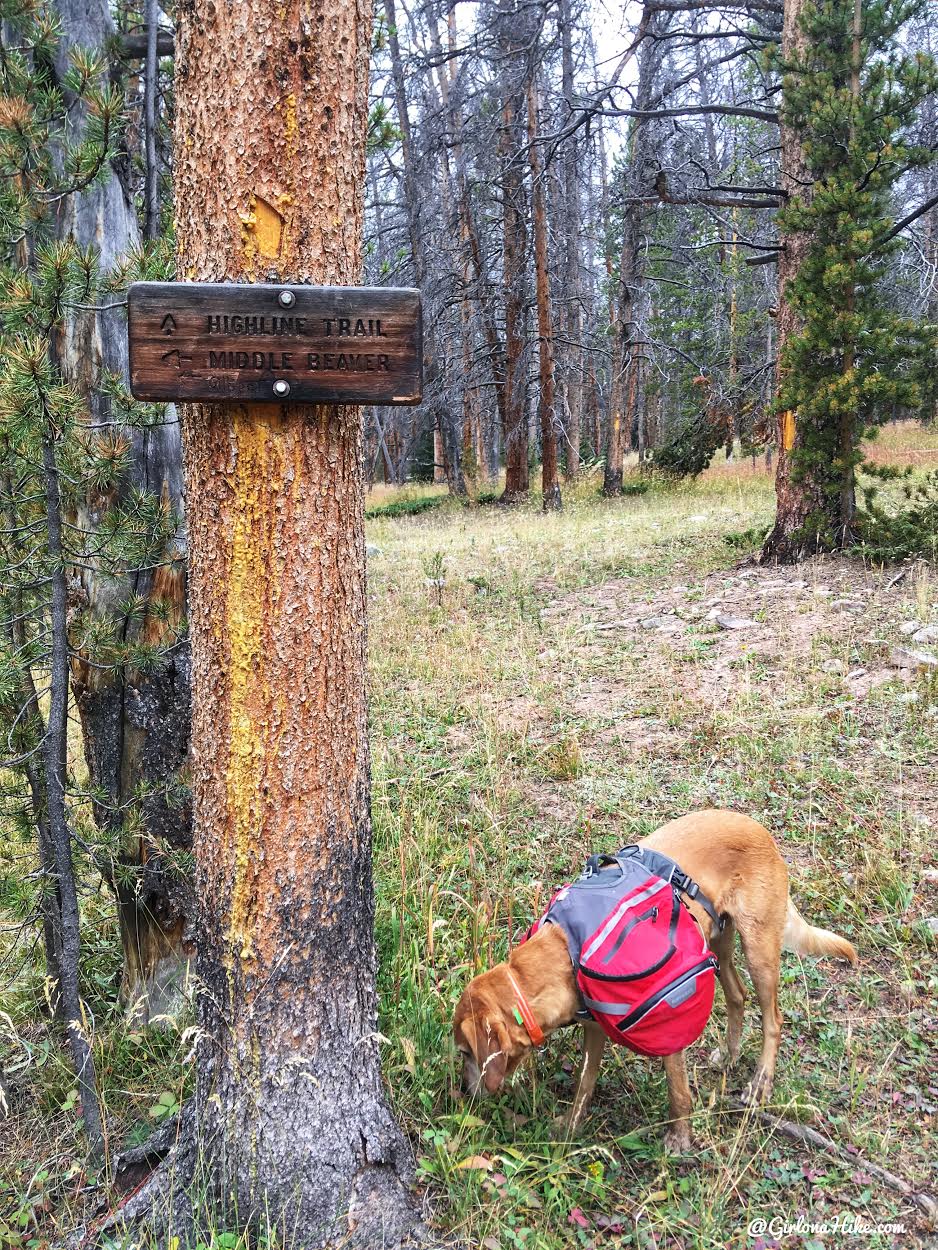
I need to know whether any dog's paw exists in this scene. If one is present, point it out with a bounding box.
[662,1125,693,1154]
[741,1070,772,1105]
[708,1046,738,1071]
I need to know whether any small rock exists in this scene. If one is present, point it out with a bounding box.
[821,659,845,674]
[899,621,923,636]
[841,871,856,888]
[716,614,756,630]
[889,646,938,672]
[365,543,383,557]
[831,599,862,611]
[897,691,919,704]
[926,917,938,937]
[921,869,938,886]
[640,615,677,630]
[689,514,707,523]
[912,625,938,645]
[812,587,832,597]
[847,667,867,680]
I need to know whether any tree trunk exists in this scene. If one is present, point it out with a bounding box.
[52,0,192,1023]
[559,0,582,481]
[527,80,561,512]
[498,1,529,503]
[0,472,65,1006]
[603,8,658,495]
[172,0,416,1240]
[384,0,466,498]
[42,427,104,1154]
[761,0,821,563]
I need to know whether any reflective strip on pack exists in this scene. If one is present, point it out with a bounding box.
[581,995,632,1015]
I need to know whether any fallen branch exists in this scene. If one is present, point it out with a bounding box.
[741,1103,938,1225]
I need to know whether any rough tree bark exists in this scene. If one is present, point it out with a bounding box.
[527,79,562,511]
[761,0,819,562]
[52,0,192,1023]
[166,0,418,1241]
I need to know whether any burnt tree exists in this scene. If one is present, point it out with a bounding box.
[166,0,418,1240]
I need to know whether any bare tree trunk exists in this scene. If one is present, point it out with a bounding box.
[143,0,161,241]
[498,0,530,502]
[384,0,466,497]
[41,427,104,1154]
[52,0,192,1023]
[527,80,561,511]
[428,1,507,466]
[171,0,416,1239]
[559,0,582,481]
[603,9,657,495]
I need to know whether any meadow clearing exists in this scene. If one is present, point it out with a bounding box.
[2,425,937,1249]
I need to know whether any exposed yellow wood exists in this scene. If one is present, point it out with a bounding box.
[781,409,796,452]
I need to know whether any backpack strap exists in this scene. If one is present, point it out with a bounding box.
[618,844,726,933]
[670,869,725,933]
[582,852,624,880]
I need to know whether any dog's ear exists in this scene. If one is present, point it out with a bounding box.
[463,1014,509,1093]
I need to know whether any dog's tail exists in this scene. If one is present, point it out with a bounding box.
[783,899,857,964]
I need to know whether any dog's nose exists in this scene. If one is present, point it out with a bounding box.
[461,1057,484,1097]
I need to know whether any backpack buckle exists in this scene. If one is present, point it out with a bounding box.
[672,869,697,899]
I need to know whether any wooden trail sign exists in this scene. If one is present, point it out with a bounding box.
[128,282,422,404]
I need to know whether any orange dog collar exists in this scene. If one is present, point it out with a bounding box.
[506,969,545,1047]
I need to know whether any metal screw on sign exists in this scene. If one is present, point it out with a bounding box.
[278,289,296,308]
[273,379,291,398]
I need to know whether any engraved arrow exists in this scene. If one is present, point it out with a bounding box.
[160,314,177,335]
[161,348,193,374]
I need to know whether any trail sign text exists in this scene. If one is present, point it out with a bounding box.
[128,282,422,404]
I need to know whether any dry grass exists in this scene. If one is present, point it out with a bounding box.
[367,435,938,1249]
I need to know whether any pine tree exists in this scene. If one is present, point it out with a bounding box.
[762,0,938,561]
[0,1,180,1151]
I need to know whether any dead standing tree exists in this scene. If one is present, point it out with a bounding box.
[496,0,532,502]
[528,77,562,510]
[603,6,665,495]
[51,0,192,1023]
[118,0,419,1240]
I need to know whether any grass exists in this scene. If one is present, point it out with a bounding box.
[2,427,938,1248]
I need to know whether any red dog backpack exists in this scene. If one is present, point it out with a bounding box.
[522,846,722,1056]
